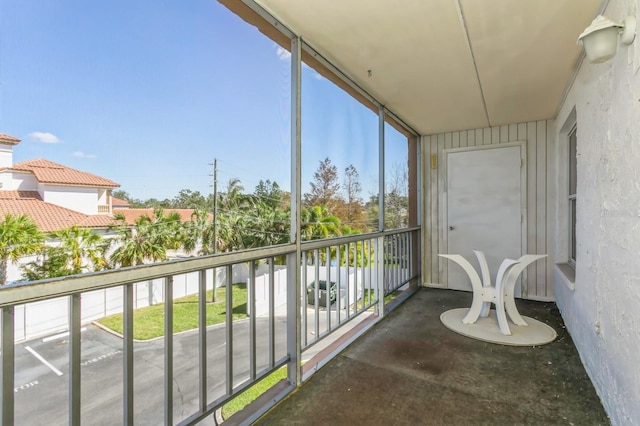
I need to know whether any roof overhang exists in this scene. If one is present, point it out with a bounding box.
[239,0,605,135]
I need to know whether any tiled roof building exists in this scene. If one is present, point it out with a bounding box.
[0,133,120,231]
[0,191,115,232]
[114,208,206,225]
[11,159,120,188]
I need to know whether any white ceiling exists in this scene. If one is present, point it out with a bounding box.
[255,0,604,135]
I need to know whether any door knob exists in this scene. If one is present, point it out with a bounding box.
[449,226,455,231]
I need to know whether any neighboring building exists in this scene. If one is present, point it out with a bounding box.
[114,208,205,225]
[0,133,123,282]
[0,133,120,231]
[111,196,130,209]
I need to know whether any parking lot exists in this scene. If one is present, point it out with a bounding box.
[12,317,287,425]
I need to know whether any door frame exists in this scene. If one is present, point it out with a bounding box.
[441,141,528,289]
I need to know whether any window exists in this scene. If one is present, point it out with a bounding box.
[568,125,577,266]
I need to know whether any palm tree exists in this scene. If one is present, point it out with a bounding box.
[0,214,44,285]
[301,206,341,241]
[110,211,171,267]
[53,226,108,273]
[22,226,109,280]
[182,209,216,255]
[301,206,341,265]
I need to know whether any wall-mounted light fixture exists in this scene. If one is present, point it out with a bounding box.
[577,15,636,63]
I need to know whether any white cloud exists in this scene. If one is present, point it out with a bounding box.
[29,131,61,143]
[73,151,96,159]
[276,46,291,61]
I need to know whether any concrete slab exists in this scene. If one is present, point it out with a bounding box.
[256,288,609,425]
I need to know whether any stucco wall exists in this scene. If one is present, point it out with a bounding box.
[553,0,640,423]
[41,184,98,215]
[0,170,38,190]
[0,145,13,168]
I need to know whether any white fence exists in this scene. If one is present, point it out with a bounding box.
[12,264,249,342]
[12,263,395,342]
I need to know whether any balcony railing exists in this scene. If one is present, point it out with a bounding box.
[97,205,111,214]
[0,228,419,425]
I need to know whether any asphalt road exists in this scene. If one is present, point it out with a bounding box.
[13,316,288,426]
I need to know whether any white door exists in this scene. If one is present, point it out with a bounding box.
[445,144,525,292]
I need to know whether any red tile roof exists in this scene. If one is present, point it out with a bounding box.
[0,191,115,232]
[11,159,120,188]
[111,197,130,207]
[114,208,209,225]
[0,133,21,145]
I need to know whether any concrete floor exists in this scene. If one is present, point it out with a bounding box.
[256,287,609,425]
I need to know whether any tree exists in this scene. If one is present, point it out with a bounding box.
[385,162,409,229]
[22,226,110,280]
[172,189,207,210]
[215,178,256,252]
[22,246,72,281]
[54,226,109,272]
[342,164,365,229]
[0,214,44,285]
[109,208,182,267]
[304,157,341,212]
[250,198,290,249]
[254,180,284,210]
[112,190,144,208]
[182,209,216,256]
[301,206,341,241]
[364,194,380,231]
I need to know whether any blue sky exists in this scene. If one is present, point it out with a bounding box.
[0,1,407,201]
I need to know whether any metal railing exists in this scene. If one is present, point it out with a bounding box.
[300,234,382,350]
[383,227,420,295]
[1,229,420,425]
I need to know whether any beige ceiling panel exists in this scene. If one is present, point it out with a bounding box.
[257,0,489,134]
[461,0,602,126]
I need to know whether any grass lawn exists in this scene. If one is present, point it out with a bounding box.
[221,366,288,420]
[97,284,248,340]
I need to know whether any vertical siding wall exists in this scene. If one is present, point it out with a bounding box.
[421,120,556,301]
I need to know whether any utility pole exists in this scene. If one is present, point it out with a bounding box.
[209,158,218,302]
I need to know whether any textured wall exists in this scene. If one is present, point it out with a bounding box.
[553,0,640,423]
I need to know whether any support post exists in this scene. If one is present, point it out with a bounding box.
[287,35,302,387]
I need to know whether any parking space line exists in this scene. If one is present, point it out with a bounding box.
[42,327,87,343]
[25,346,64,376]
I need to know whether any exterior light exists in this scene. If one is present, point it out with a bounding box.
[577,15,636,63]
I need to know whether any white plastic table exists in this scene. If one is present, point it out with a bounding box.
[439,250,547,336]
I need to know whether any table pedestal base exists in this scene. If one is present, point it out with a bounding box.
[440,308,557,346]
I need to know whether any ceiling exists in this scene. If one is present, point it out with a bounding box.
[254,0,604,135]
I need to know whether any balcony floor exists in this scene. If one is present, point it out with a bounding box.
[257,287,609,425]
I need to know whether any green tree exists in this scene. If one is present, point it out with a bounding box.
[254,180,284,210]
[22,246,71,281]
[110,208,182,267]
[172,189,207,210]
[182,209,216,255]
[22,226,109,280]
[301,206,341,242]
[215,178,256,252]
[54,226,109,272]
[112,190,144,208]
[0,214,44,285]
